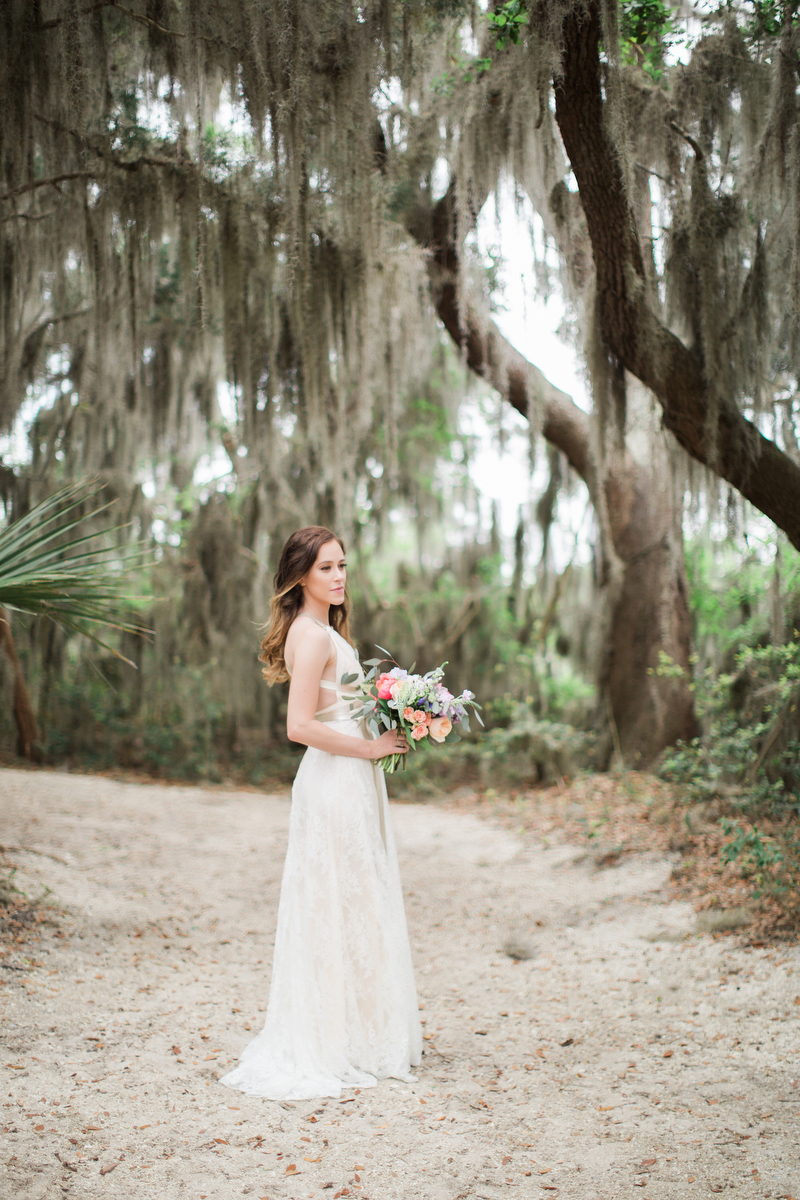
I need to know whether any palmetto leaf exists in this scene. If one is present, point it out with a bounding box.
[0,480,152,664]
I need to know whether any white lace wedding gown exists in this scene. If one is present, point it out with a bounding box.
[221,619,422,1100]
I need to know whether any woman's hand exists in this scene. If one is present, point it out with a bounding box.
[369,728,409,760]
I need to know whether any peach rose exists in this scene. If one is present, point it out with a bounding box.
[403,707,415,721]
[413,710,431,724]
[411,724,428,740]
[428,716,452,743]
[390,680,404,700]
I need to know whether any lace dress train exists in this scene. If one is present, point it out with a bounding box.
[221,625,422,1100]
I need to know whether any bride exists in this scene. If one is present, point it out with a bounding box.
[221,526,422,1100]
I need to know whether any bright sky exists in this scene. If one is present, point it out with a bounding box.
[465,181,592,566]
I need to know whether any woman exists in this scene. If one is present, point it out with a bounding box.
[221,526,422,1100]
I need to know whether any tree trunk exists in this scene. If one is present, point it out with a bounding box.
[553,0,800,551]
[603,447,698,764]
[0,607,42,761]
[408,188,698,765]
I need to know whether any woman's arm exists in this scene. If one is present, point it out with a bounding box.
[285,625,407,761]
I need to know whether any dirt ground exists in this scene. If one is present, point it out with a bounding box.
[1,766,799,1200]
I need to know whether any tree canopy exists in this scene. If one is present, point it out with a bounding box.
[3,0,800,764]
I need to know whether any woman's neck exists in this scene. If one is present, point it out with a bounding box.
[299,597,330,625]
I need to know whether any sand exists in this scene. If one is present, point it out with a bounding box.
[1,766,799,1200]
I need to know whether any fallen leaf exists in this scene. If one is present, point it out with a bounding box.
[687,1176,695,1183]
[172,1046,181,1055]
[560,1038,574,1047]
[794,997,800,1006]
[99,1161,120,1176]
[536,1048,546,1059]
[35,1124,44,1131]
[662,1049,674,1058]
[640,1159,656,1167]
[598,1106,615,1112]
[502,1155,512,1165]
[213,1138,227,1145]
[709,1186,724,1194]
[304,1156,321,1163]
[284,1164,299,1175]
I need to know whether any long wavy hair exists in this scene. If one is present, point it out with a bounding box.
[259,526,352,684]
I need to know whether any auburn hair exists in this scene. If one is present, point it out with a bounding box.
[259,526,352,684]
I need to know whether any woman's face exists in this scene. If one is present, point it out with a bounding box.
[302,539,346,607]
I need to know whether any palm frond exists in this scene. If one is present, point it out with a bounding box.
[0,480,153,664]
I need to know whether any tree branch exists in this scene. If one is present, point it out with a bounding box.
[36,1,217,43]
[408,185,596,496]
[553,0,800,550]
[0,173,95,202]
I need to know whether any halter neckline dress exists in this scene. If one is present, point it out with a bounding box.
[221,616,422,1100]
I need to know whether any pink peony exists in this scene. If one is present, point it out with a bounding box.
[428,716,452,743]
[411,724,429,740]
[413,710,431,725]
[403,707,416,721]
[376,673,395,700]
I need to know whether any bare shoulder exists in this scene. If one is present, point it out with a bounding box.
[285,615,333,668]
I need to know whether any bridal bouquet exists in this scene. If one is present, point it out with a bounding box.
[345,650,483,774]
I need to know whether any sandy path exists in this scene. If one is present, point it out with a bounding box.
[1,767,799,1200]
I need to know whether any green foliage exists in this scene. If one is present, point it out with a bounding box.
[477,699,596,786]
[34,659,300,787]
[741,1,790,42]
[684,539,800,663]
[432,55,491,96]
[720,818,783,891]
[487,0,528,52]
[658,638,800,810]
[0,482,150,660]
[657,535,800,920]
[432,0,527,94]
[620,0,676,83]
